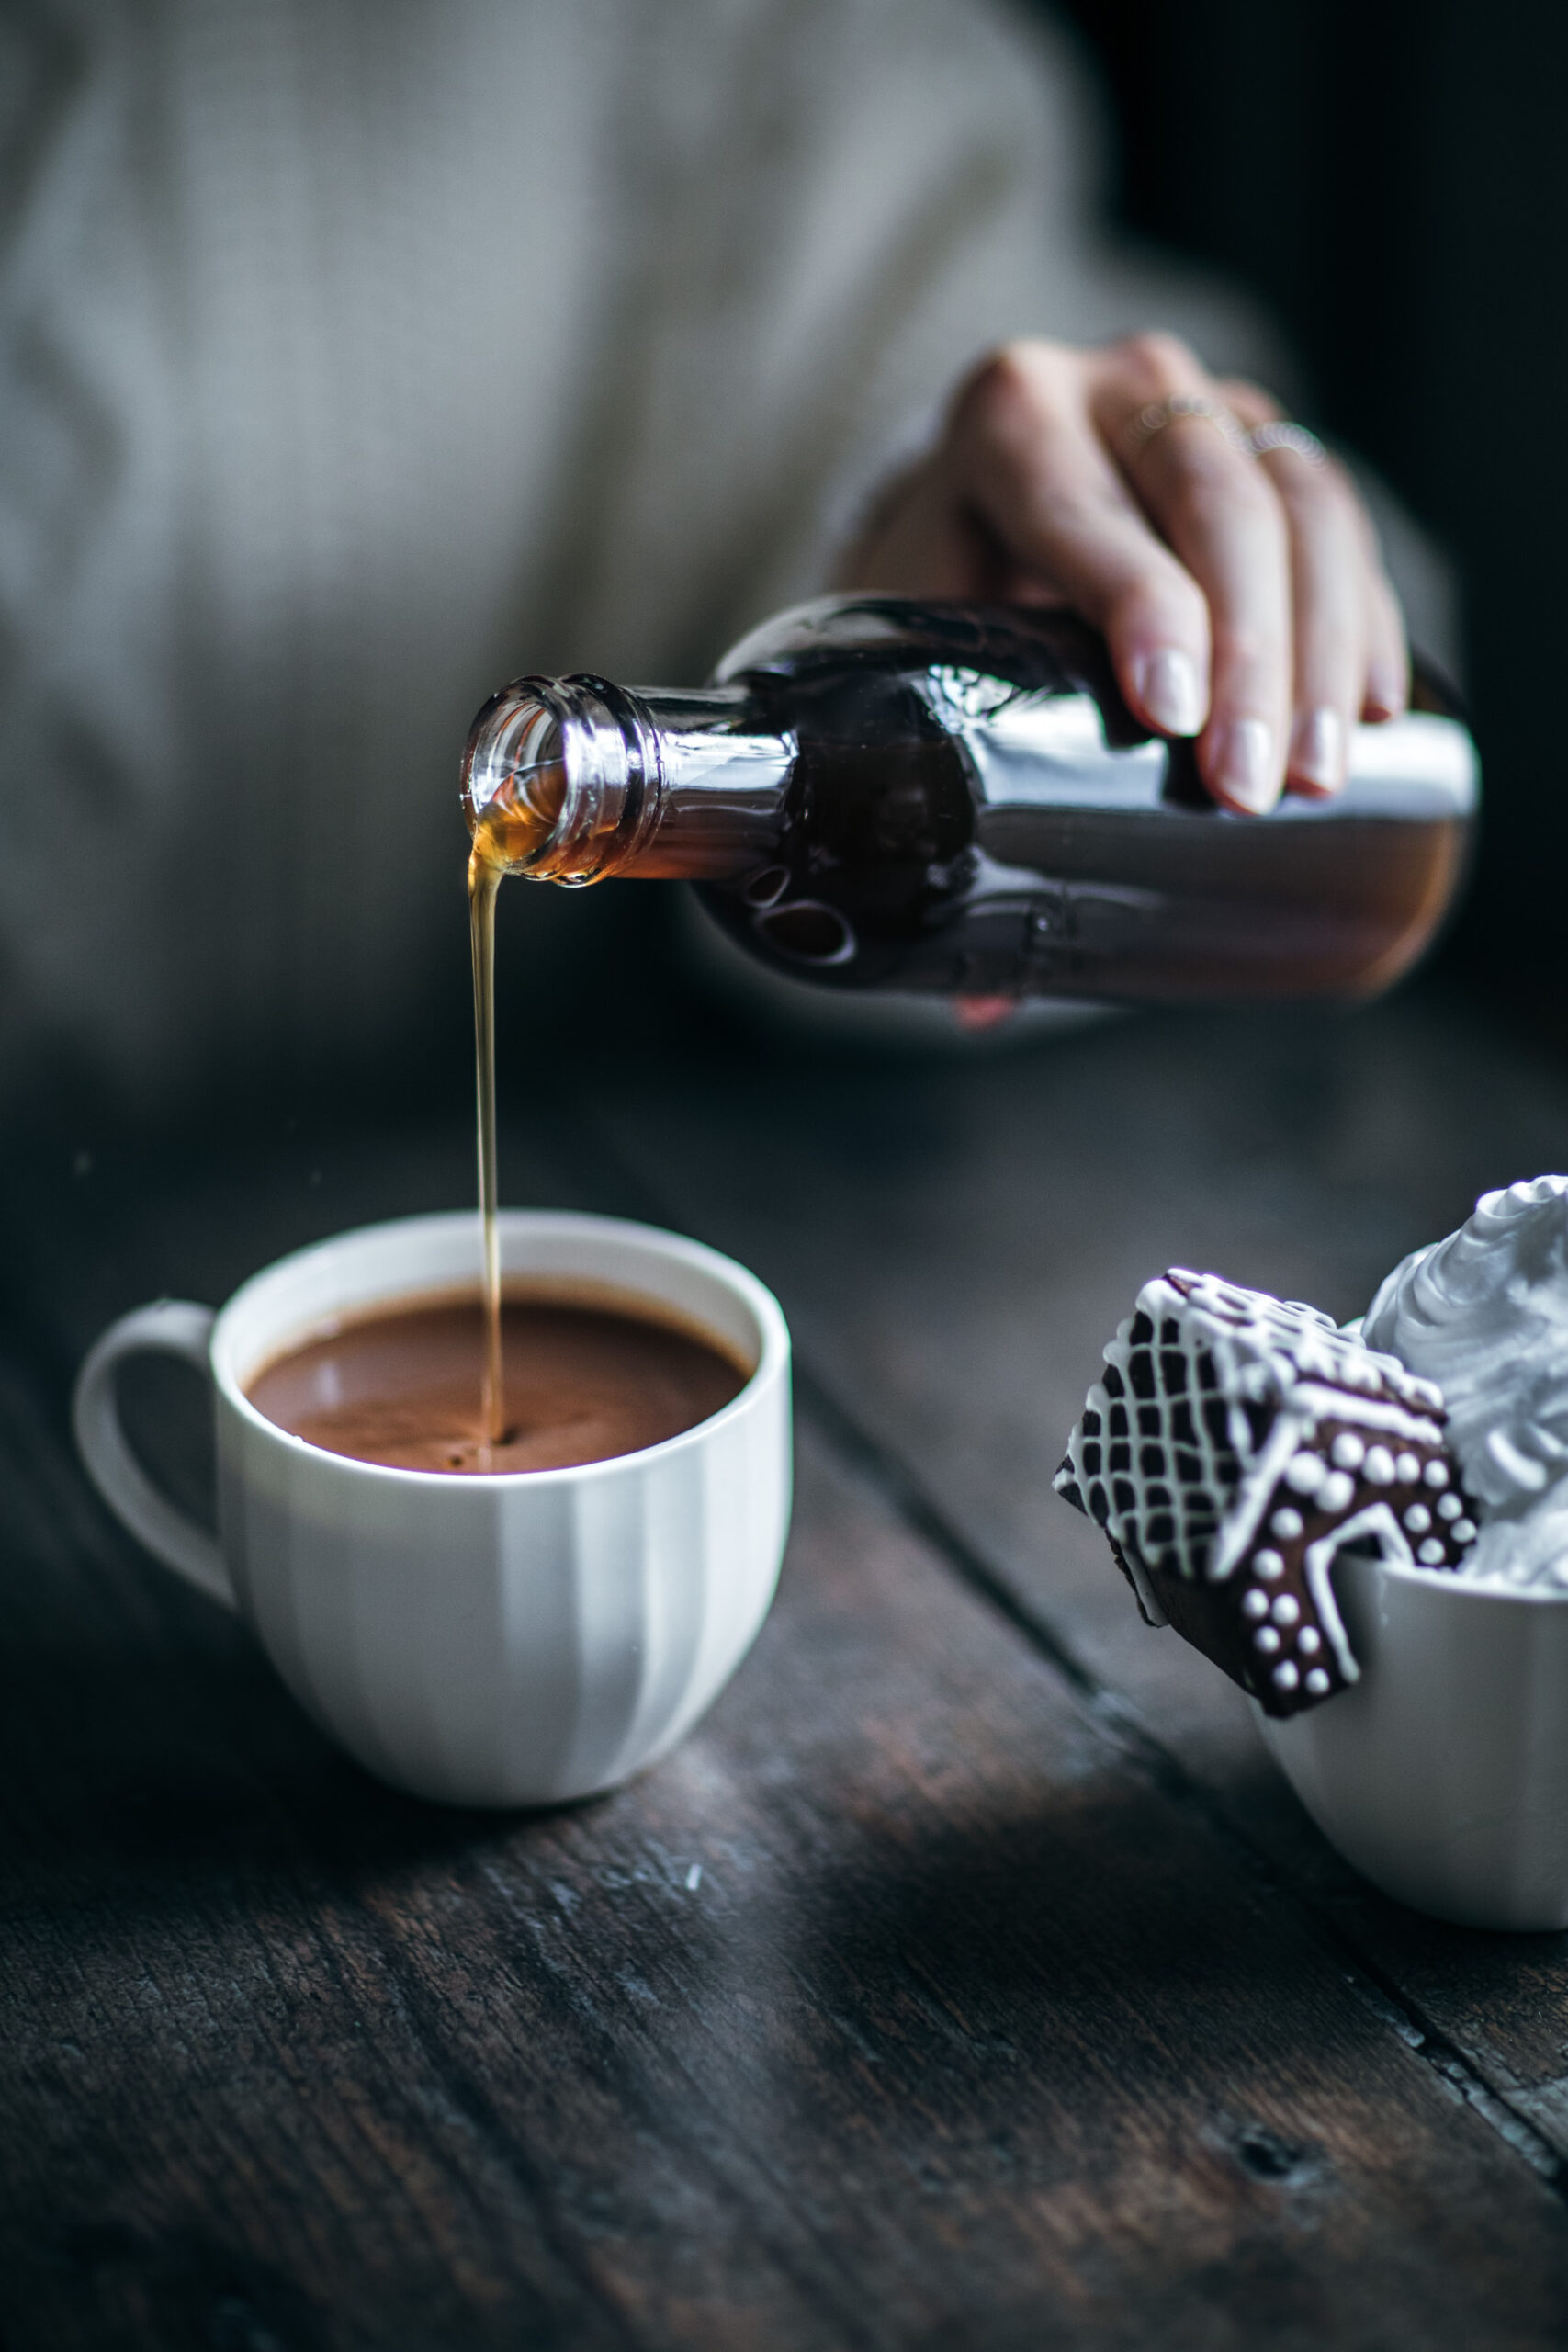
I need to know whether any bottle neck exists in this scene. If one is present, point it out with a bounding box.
[462,674,794,885]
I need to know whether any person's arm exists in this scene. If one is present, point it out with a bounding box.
[835,332,1406,817]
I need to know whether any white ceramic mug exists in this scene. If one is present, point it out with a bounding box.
[73,1210,792,1808]
[1257,1550,1568,1930]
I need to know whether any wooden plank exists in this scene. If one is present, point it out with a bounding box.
[3,1324,1568,2347]
[582,980,1568,2153]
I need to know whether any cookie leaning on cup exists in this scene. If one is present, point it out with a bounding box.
[1054,1271,1480,1717]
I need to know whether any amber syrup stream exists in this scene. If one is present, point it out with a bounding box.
[468,838,505,1460]
[464,752,570,1461]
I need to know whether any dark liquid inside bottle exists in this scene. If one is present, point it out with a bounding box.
[463,598,1476,1005]
[698,604,1472,1002]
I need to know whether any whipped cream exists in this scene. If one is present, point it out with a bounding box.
[1362,1176,1568,1587]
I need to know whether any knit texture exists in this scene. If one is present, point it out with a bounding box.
[0,0,1274,1107]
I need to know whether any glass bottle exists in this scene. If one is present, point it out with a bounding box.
[461,596,1477,1002]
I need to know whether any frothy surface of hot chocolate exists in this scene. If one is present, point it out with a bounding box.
[247,1292,749,1474]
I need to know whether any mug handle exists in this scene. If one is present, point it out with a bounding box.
[72,1301,235,1611]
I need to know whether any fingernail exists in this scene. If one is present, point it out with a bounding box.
[1365,664,1407,720]
[1213,717,1280,812]
[1290,706,1345,793]
[1132,647,1204,737]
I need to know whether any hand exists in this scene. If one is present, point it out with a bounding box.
[835,334,1409,813]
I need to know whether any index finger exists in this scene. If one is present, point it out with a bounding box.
[1091,346,1292,812]
[949,345,1214,745]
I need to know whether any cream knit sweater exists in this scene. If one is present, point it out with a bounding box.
[0,0,1278,1109]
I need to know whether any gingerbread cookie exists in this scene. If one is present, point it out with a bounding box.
[1054,1270,1479,1717]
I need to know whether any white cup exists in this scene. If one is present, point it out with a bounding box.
[1256,1550,1568,1929]
[73,1210,792,1808]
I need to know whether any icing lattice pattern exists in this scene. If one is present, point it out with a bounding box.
[1055,1270,1479,1719]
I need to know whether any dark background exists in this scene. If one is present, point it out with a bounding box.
[1048,0,1568,1008]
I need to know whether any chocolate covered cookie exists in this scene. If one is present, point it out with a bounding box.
[1055,1270,1479,1717]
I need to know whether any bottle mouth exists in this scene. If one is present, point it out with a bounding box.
[461,674,656,885]
[462,686,571,877]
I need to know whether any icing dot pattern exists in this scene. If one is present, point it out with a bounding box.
[1055,1268,1480,1721]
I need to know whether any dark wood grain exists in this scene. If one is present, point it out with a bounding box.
[581,980,1568,2165]
[6,982,1568,2345]
[5,1339,1568,2349]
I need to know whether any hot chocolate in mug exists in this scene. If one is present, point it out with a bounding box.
[73,1211,792,1807]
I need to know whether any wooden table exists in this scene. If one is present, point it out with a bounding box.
[6,976,1568,2348]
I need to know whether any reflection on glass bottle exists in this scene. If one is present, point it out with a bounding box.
[462,597,1477,1003]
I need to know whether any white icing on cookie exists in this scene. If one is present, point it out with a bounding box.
[1055,1268,1477,1716]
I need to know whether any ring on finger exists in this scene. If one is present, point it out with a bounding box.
[1244,420,1328,470]
[1123,392,1250,464]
